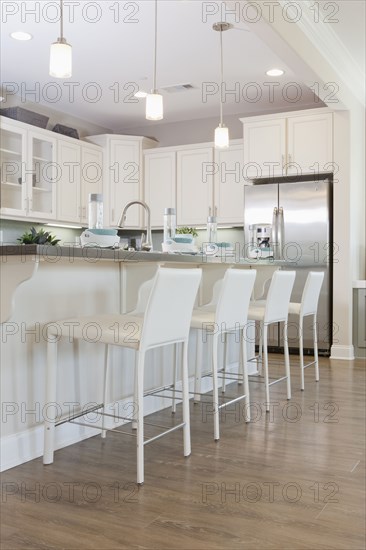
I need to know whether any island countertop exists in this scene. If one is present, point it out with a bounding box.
[0,244,322,267]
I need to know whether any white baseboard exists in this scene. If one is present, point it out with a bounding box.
[1,361,250,473]
[330,344,355,361]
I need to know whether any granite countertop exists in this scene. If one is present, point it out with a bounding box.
[0,244,324,267]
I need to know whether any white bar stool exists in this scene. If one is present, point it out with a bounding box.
[190,269,257,441]
[288,271,324,390]
[248,271,296,412]
[43,267,202,485]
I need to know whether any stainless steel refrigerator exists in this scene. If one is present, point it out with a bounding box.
[244,175,333,355]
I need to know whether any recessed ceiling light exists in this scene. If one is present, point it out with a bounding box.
[10,31,33,41]
[134,90,148,98]
[266,68,284,77]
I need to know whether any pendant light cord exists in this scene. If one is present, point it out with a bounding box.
[153,0,158,93]
[219,26,224,126]
[60,0,64,40]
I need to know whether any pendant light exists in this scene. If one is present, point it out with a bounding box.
[213,22,231,148]
[49,0,72,78]
[146,0,163,120]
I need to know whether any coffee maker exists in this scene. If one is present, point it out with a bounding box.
[248,224,274,259]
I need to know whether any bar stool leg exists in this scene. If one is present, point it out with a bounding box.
[238,328,243,386]
[299,316,305,391]
[284,321,291,400]
[194,330,203,403]
[136,350,145,485]
[241,330,251,423]
[314,314,320,382]
[172,343,178,414]
[44,340,57,464]
[263,324,270,412]
[222,333,227,394]
[212,335,220,441]
[258,322,263,376]
[132,352,139,431]
[101,345,109,438]
[181,341,191,457]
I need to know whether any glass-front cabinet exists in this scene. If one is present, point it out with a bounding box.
[0,119,56,219]
[28,131,56,218]
[0,122,27,215]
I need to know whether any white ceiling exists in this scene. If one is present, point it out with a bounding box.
[0,1,363,131]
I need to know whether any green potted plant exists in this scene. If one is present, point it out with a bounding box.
[175,227,198,238]
[18,227,60,246]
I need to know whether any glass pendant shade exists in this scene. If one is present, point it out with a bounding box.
[146,92,163,121]
[215,124,229,148]
[49,39,72,78]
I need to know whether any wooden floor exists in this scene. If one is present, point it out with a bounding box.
[1,357,365,550]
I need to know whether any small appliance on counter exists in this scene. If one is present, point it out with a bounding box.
[248,223,274,259]
[80,228,120,248]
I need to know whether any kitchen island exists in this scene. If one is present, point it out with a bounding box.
[0,245,283,472]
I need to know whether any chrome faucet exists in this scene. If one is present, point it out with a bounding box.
[117,200,153,252]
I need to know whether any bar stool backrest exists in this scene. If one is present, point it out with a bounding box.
[265,271,296,324]
[300,271,324,317]
[215,269,257,331]
[140,267,202,351]
[132,277,155,314]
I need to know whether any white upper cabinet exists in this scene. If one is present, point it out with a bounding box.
[86,134,156,229]
[57,140,103,225]
[243,119,286,178]
[28,130,57,219]
[177,146,214,226]
[241,109,333,179]
[109,139,141,227]
[57,139,81,223]
[144,150,176,228]
[144,141,245,228]
[287,113,333,175]
[80,146,103,226]
[0,118,57,221]
[214,140,245,225]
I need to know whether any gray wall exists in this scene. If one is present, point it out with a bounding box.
[0,95,112,138]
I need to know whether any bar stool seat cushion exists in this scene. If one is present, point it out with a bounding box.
[288,303,301,315]
[247,304,266,321]
[48,314,144,349]
[190,309,215,329]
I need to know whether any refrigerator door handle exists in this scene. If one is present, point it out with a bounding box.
[272,207,278,259]
[278,207,284,260]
